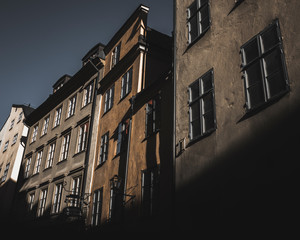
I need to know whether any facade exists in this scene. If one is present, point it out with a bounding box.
[14,48,104,229]
[174,0,300,232]
[0,104,34,220]
[86,5,173,231]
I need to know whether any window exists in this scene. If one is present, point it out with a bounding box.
[3,141,9,152]
[9,119,15,130]
[52,183,63,214]
[120,68,132,99]
[37,188,48,217]
[83,83,93,107]
[53,106,62,127]
[91,188,103,227]
[187,0,210,44]
[1,163,10,182]
[104,85,114,113]
[34,150,43,174]
[70,176,81,207]
[111,43,121,69]
[141,166,160,216]
[28,192,35,211]
[12,133,18,145]
[67,95,76,118]
[188,69,216,140]
[24,157,32,178]
[145,96,161,137]
[99,132,109,165]
[31,125,38,143]
[41,116,50,136]
[241,20,289,111]
[17,112,23,123]
[77,122,89,153]
[45,142,55,169]
[60,133,70,161]
[116,121,129,155]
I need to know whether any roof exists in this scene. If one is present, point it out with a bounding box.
[25,60,103,126]
[104,4,150,54]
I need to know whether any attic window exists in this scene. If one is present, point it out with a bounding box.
[111,43,121,69]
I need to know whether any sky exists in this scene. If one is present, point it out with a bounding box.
[0,0,173,128]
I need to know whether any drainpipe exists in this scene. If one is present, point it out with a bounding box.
[172,0,177,227]
[81,60,101,215]
[123,96,134,204]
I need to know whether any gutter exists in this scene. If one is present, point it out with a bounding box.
[172,0,177,227]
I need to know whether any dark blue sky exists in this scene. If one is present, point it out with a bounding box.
[0,0,173,127]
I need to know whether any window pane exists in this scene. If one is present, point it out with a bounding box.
[189,15,199,42]
[188,1,198,17]
[243,38,259,64]
[266,69,286,98]
[190,81,199,101]
[201,72,212,93]
[200,0,209,7]
[203,111,214,133]
[261,25,279,53]
[263,48,283,77]
[191,120,201,138]
[246,61,263,87]
[247,84,265,108]
[202,93,213,114]
[190,101,200,121]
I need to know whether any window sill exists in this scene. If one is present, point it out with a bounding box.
[95,160,107,170]
[73,150,86,158]
[57,159,67,165]
[186,128,216,148]
[237,90,289,123]
[185,27,210,54]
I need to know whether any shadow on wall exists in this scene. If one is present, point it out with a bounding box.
[175,102,300,234]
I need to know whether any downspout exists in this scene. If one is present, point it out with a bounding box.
[123,97,133,204]
[172,0,177,227]
[81,60,101,214]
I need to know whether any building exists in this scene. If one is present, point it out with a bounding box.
[86,4,173,231]
[174,0,300,233]
[0,104,34,221]
[14,47,105,230]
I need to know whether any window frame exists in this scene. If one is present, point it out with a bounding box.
[24,156,32,178]
[45,142,56,169]
[77,122,89,153]
[240,19,289,112]
[60,132,71,162]
[82,82,94,107]
[99,132,109,165]
[120,68,133,100]
[34,150,43,174]
[41,115,50,136]
[104,85,115,113]
[53,106,62,128]
[91,188,103,227]
[111,43,121,69]
[37,188,48,217]
[67,94,77,118]
[52,182,63,214]
[31,125,38,143]
[188,69,217,142]
[187,0,211,46]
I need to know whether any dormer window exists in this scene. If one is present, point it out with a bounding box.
[111,43,121,69]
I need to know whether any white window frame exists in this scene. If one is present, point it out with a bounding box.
[77,122,89,153]
[31,125,38,143]
[45,142,55,169]
[52,183,63,214]
[53,106,62,128]
[60,133,70,161]
[41,115,50,136]
[67,95,76,118]
[34,150,43,174]
[37,188,48,217]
